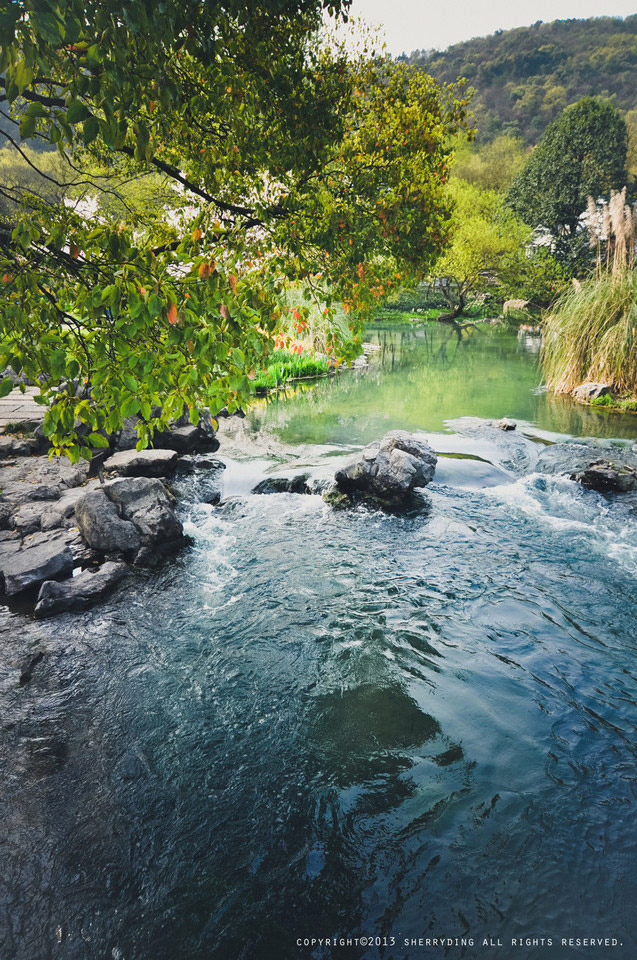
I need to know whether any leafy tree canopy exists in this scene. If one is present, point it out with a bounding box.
[451,134,527,192]
[428,179,531,319]
[0,0,470,459]
[504,97,628,235]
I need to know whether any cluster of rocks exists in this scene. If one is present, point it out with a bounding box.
[0,409,227,619]
[251,431,438,509]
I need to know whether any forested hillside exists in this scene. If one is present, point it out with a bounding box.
[403,16,637,144]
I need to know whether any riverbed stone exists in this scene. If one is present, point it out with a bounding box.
[1,536,74,596]
[74,489,141,556]
[104,477,185,557]
[34,561,129,618]
[572,459,637,494]
[536,442,637,493]
[103,448,179,478]
[496,418,516,431]
[332,430,437,506]
[252,474,311,495]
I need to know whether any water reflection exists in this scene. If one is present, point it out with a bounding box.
[246,321,637,444]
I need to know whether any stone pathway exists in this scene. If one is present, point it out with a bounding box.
[0,387,44,432]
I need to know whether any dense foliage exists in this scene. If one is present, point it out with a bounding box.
[505,98,628,235]
[0,0,470,458]
[404,16,637,145]
[428,180,531,319]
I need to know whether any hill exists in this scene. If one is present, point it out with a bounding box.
[403,16,637,144]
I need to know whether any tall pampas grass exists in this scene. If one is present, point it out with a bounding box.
[544,187,637,397]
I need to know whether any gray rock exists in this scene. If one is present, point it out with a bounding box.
[572,382,611,402]
[333,431,437,505]
[0,502,13,530]
[0,455,89,502]
[0,435,38,458]
[1,537,74,596]
[253,474,311,495]
[154,424,200,453]
[11,502,47,535]
[572,459,637,494]
[34,561,129,618]
[496,418,516,431]
[39,482,100,532]
[103,448,179,477]
[537,442,637,494]
[114,416,141,452]
[74,489,141,556]
[176,454,226,474]
[104,477,185,556]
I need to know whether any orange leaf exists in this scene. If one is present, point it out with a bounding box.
[70,243,79,259]
[198,262,210,280]
[220,304,230,321]
[167,303,178,325]
[192,227,202,242]
[228,273,237,295]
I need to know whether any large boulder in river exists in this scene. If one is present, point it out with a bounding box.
[75,489,141,556]
[331,431,437,506]
[104,477,185,559]
[75,478,184,561]
[34,561,128,618]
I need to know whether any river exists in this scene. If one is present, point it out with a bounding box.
[1,321,636,960]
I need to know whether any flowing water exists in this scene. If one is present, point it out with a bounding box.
[1,321,636,960]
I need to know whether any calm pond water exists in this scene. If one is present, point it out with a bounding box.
[1,321,636,960]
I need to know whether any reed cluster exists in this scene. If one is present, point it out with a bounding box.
[542,188,637,398]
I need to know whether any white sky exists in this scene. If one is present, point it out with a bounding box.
[347,0,637,55]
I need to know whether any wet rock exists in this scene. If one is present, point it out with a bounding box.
[536,442,637,494]
[572,459,637,494]
[19,650,44,686]
[1,536,74,596]
[74,489,141,556]
[252,474,311,495]
[496,418,516,431]
[331,431,437,506]
[34,561,129,618]
[103,448,179,478]
[104,477,185,558]
[572,382,611,402]
[176,454,226,474]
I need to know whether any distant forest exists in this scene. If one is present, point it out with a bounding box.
[402,16,637,144]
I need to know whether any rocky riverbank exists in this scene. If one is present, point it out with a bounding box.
[0,409,227,619]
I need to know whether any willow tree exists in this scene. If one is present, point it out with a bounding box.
[0,0,470,458]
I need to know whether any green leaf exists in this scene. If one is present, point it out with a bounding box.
[83,115,99,144]
[66,100,90,124]
[123,373,139,392]
[19,114,37,139]
[0,377,13,398]
[88,432,110,448]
